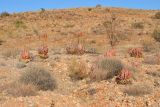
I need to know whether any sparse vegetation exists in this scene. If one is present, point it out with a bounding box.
[142,37,155,52]
[143,53,160,65]
[20,66,57,91]
[5,82,37,97]
[0,81,37,97]
[66,33,85,55]
[0,11,10,17]
[85,47,97,54]
[2,48,20,59]
[147,71,160,77]
[152,29,160,42]
[123,84,152,96]
[155,11,160,19]
[0,7,160,106]
[132,22,144,29]
[14,20,26,28]
[89,58,123,81]
[103,11,119,47]
[68,59,88,80]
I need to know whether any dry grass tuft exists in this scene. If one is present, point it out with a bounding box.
[68,59,89,80]
[123,84,152,96]
[0,82,37,97]
[1,48,20,59]
[142,37,155,52]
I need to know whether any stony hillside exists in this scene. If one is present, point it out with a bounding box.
[0,7,160,107]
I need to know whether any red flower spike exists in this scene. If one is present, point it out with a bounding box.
[21,49,31,63]
[116,68,132,80]
[104,49,116,57]
[128,48,142,58]
[38,45,48,56]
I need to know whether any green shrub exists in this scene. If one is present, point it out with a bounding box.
[155,11,160,19]
[20,66,57,91]
[0,12,10,17]
[132,22,144,29]
[153,29,160,42]
[89,58,123,81]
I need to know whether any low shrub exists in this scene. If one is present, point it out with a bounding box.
[16,62,26,69]
[0,12,10,17]
[155,11,160,19]
[6,82,37,97]
[142,37,155,52]
[143,53,160,65]
[66,43,85,55]
[14,20,26,28]
[20,66,57,91]
[68,59,88,80]
[89,58,123,81]
[146,71,160,78]
[85,47,97,54]
[0,82,37,97]
[1,48,20,59]
[123,84,152,96]
[132,22,144,29]
[152,29,160,42]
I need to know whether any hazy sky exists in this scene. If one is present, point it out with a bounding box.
[0,0,160,13]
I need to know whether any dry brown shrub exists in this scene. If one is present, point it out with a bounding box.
[123,84,152,96]
[68,59,89,80]
[0,82,37,97]
[142,37,155,52]
[1,48,20,59]
[143,53,160,65]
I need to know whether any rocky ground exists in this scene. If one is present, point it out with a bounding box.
[0,7,160,107]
